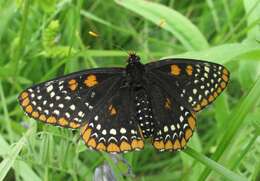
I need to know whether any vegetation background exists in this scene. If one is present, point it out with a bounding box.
[0,0,260,180]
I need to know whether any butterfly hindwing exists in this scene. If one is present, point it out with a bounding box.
[146,59,230,112]
[146,82,195,151]
[18,68,124,129]
[81,86,144,153]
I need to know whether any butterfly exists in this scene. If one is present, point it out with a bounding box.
[18,53,229,153]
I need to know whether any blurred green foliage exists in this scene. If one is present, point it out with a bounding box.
[0,0,259,181]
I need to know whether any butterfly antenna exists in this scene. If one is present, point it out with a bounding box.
[88,30,134,58]
[111,44,130,56]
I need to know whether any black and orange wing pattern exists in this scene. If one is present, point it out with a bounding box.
[18,54,230,154]
[146,59,230,112]
[18,68,124,129]
[81,86,144,153]
[145,82,195,151]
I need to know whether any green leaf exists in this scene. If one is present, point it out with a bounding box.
[115,0,209,50]
[184,147,248,181]
[243,0,260,40]
[172,42,260,64]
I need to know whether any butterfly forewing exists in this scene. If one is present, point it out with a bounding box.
[81,86,144,153]
[146,59,230,112]
[18,68,124,129]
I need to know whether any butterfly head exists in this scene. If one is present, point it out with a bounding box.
[127,52,140,64]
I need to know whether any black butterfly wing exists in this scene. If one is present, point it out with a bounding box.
[18,68,124,129]
[144,81,195,151]
[145,59,230,112]
[80,86,144,153]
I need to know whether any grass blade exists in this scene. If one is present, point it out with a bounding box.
[184,147,248,181]
[115,0,209,50]
[199,76,260,180]
[0,126,34,181]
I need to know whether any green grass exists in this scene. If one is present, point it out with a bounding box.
[0,0,260,180]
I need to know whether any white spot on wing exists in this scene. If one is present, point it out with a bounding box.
[70,105,75,110]
[47,85,53,92]
[163,126,168,132]
[120,128,126,134]
[110,129,117,135]
[50,92,55,98]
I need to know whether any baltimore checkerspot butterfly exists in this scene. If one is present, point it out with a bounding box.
[18,53,229,153]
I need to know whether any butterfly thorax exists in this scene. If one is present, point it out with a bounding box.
[126,54,145,87]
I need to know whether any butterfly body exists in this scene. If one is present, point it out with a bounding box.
[18,53,229,153]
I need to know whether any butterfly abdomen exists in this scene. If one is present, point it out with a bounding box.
[135,89,154,138]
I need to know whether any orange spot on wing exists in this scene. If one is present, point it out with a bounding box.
[208,95,214,102]
[153,140,164,150]
[82,128,92,143]
[185,65,193,76]
[39,114,47,121]
[69,84,78,91]
[131,139,144,149]
[185,128,193,140]
[111,108,116,115]
[107,143,120,153]
[70,122,80,129]
[21,98,30,107]
[58,118,68,126]
[188,116,196,130]
[47,116,57,124]
[120,141,131,151]
[96,143,106,151]
[84,75,98,87]
[222,74,228,82]
[68,79,78,91]
[25,105,33,113]
[108,105,117,116]
[213,92,218,98]
[87,138,97,148]
[165,140,173,150]
[68,79,76,84]
[171,65,181,76]
[223,68,229,75]
[173,139,181,150]
[201,98,208,107]
[220,81,226,89]
[21,92,29,99]
[164,98,172,110]
[181,137,187,148]
[193,104,201,111]
[32,111,39,118]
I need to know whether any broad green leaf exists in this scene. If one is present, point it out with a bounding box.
[243,0,260,40]
[171,42,260,64]
[115,0,209,50]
